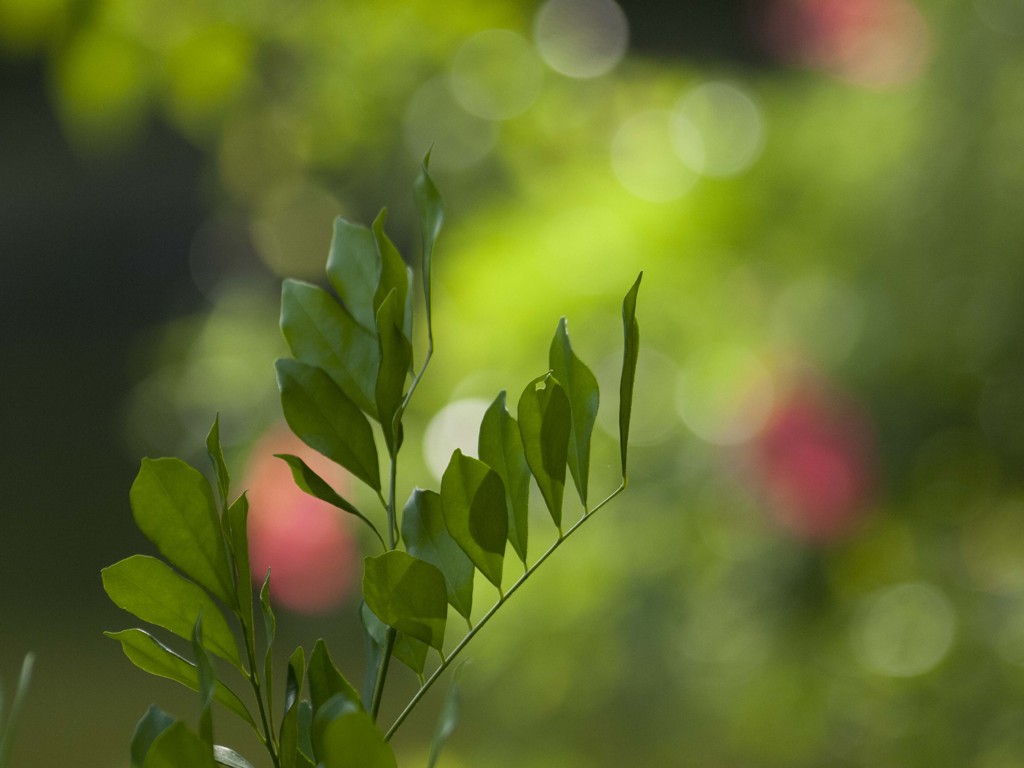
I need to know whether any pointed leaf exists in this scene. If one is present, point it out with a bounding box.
[276,359,381,491]
[130,458,235,605]
[225,494,253,653]
[279,647,306,768]
[517,375,571,530]
[281,279,380,418]
[360,602,428,677]
[620,272,642,482]
[427,674,461,768]
[375,289,413,456]
[275,454,384,548]
[401,489,474,621]
[478,391,530,564]
[205,416,230,510]
[363,551,448,650]
[102,555,242,668]
[440,451,507,591]
[259,572,275,726]
[307,639,361,716]
[142,722,216,768]
[549,318,600,507]
[414,151,443,327]
[192,617,215,747]
[130,705,175,768]
[371,209,412,341]
[104,629,256,729]
[313,696,397,768]
[326,218,380,333]
[213,745,257,768]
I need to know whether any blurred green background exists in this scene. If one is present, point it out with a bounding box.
[3,0,1024,765]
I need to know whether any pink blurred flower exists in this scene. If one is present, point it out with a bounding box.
[244,424,357,614]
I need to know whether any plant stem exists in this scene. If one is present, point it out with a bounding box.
[239,616,281,768]
[383,483,625,742]
[369,627,397,720]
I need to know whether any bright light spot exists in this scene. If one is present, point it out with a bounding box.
[851,582,955,677]
[424,398,491,481]
[771,275,864,367]
[534,0,629,78]
[596,347,679,445]
[245,424,356,614]
[450,29,544,120]
[404,75,498,171]
[251,182,342,279]
[960,500,1024,593]
[974,0,1024,35]
[612,110,698,202]
[675,347,775,445]
[671,82,765,178]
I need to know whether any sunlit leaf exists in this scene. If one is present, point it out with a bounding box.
[371,209,413,342]
[213,745,257,768]
[130,705,174,768]
[307,639,361,716]
[363,551,447,650]
[374,289,413,457]
[313,696,397,768]
[275,454,384,548]
[401,489,474,622]
[130,458,235,606]
[360,602,428,677]
[326,218,380,334]
[205,415,230,510]
[517,375,571,530]
[478,391,530,564]
[276,359,381,492]
[142,721,216,768]
[104,629,255,728]
[281,279,380,418]
[102,555,242,668]
[414,151,443,328]
[440,450,507,591]
[192,617,215,747]
[549,318,600,508]
[620,272,642,482]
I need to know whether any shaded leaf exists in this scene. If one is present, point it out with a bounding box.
[205,416,230,510]
[307,639,361,716]
[259,572,275,726]
[414,151,443,327]
[213,745,257,768]
[427,673,462,768]
[276,359,381,492]
[620,272,642,482]
[478,391,530,564]
[360,602,428,677]
[517,375,572,530]
[103,555,241,668]
[326,218,380,333]
[440,451,507,591]
[402,489,474,621]
[363,552,448,650]
[549,318,600,507]
[192,617,215,747]
[313,696,397,768]
[130,458,235,606]
[281,279,380,418]
[375,288,413,457]
[104,629,255,729]
[225,494,253,654]
[297,701,314,764]
[142,721,215,768]
[279,646,305,768]
[130,705,175,768]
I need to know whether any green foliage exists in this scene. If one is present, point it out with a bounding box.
[103,160,641,767]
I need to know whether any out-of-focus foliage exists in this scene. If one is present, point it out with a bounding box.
[5,0,1024,765]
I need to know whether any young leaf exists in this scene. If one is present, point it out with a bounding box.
[281,279,381,418]
[362,552,448,650]
[414,151,443,327]
[192,617,216,747]
[517,375,572,530]
[0,653,33,768]
[371,209,413,342]
[313,696,397,768]
[276,359,381,492]
[360,602,429,677]
[102,555,242,668]
[104,629,256,728]
[427,674,461,768]
[478,391,530,565]
[225,494,254,651]
[440,451,508,591]
[142,721,216,768]
[374,288,413,457]
[205,416,230,510]
[307,639,361,716]
[549,318,600,508]
[401,489,474,622]
[620,272,642,482]
[275,454,384,548]
[279,647,306,768]
[130,458,235,606]
[213,745,257,768]
[259,573,276,727]
[130,705,175,768]
[326,218,380,334]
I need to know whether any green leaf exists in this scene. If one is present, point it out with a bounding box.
[478,391,530,565]
[440,451,508,591]
[375,288,413,457]
[192,617,216,747]
[362,551,448,650]
[401,489,474,621]
[360,602,428,677]
[275,454,384,548]
[102,555,242,668]
[279,647,305,768]
[130,458,235,606]
[225,494,253,654]
[307,639,361,716]
[549,318,600,508]
[259,572,275,727]
[213,745,257,768]
[0,653,33,768]
[142,721,216,768]
[326,218,380,334]
[427,673,461,768]
[276,359,381,492]
[205,416,230,510]
[517,375,572,530]
[371,209,413,342]
[281,279,381,419]
[105,629,256,729]
[296,701,314,764]
[620,272,642,482]
[313,696,397,768]
[414,151,443,328]
[130,705,175,768]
